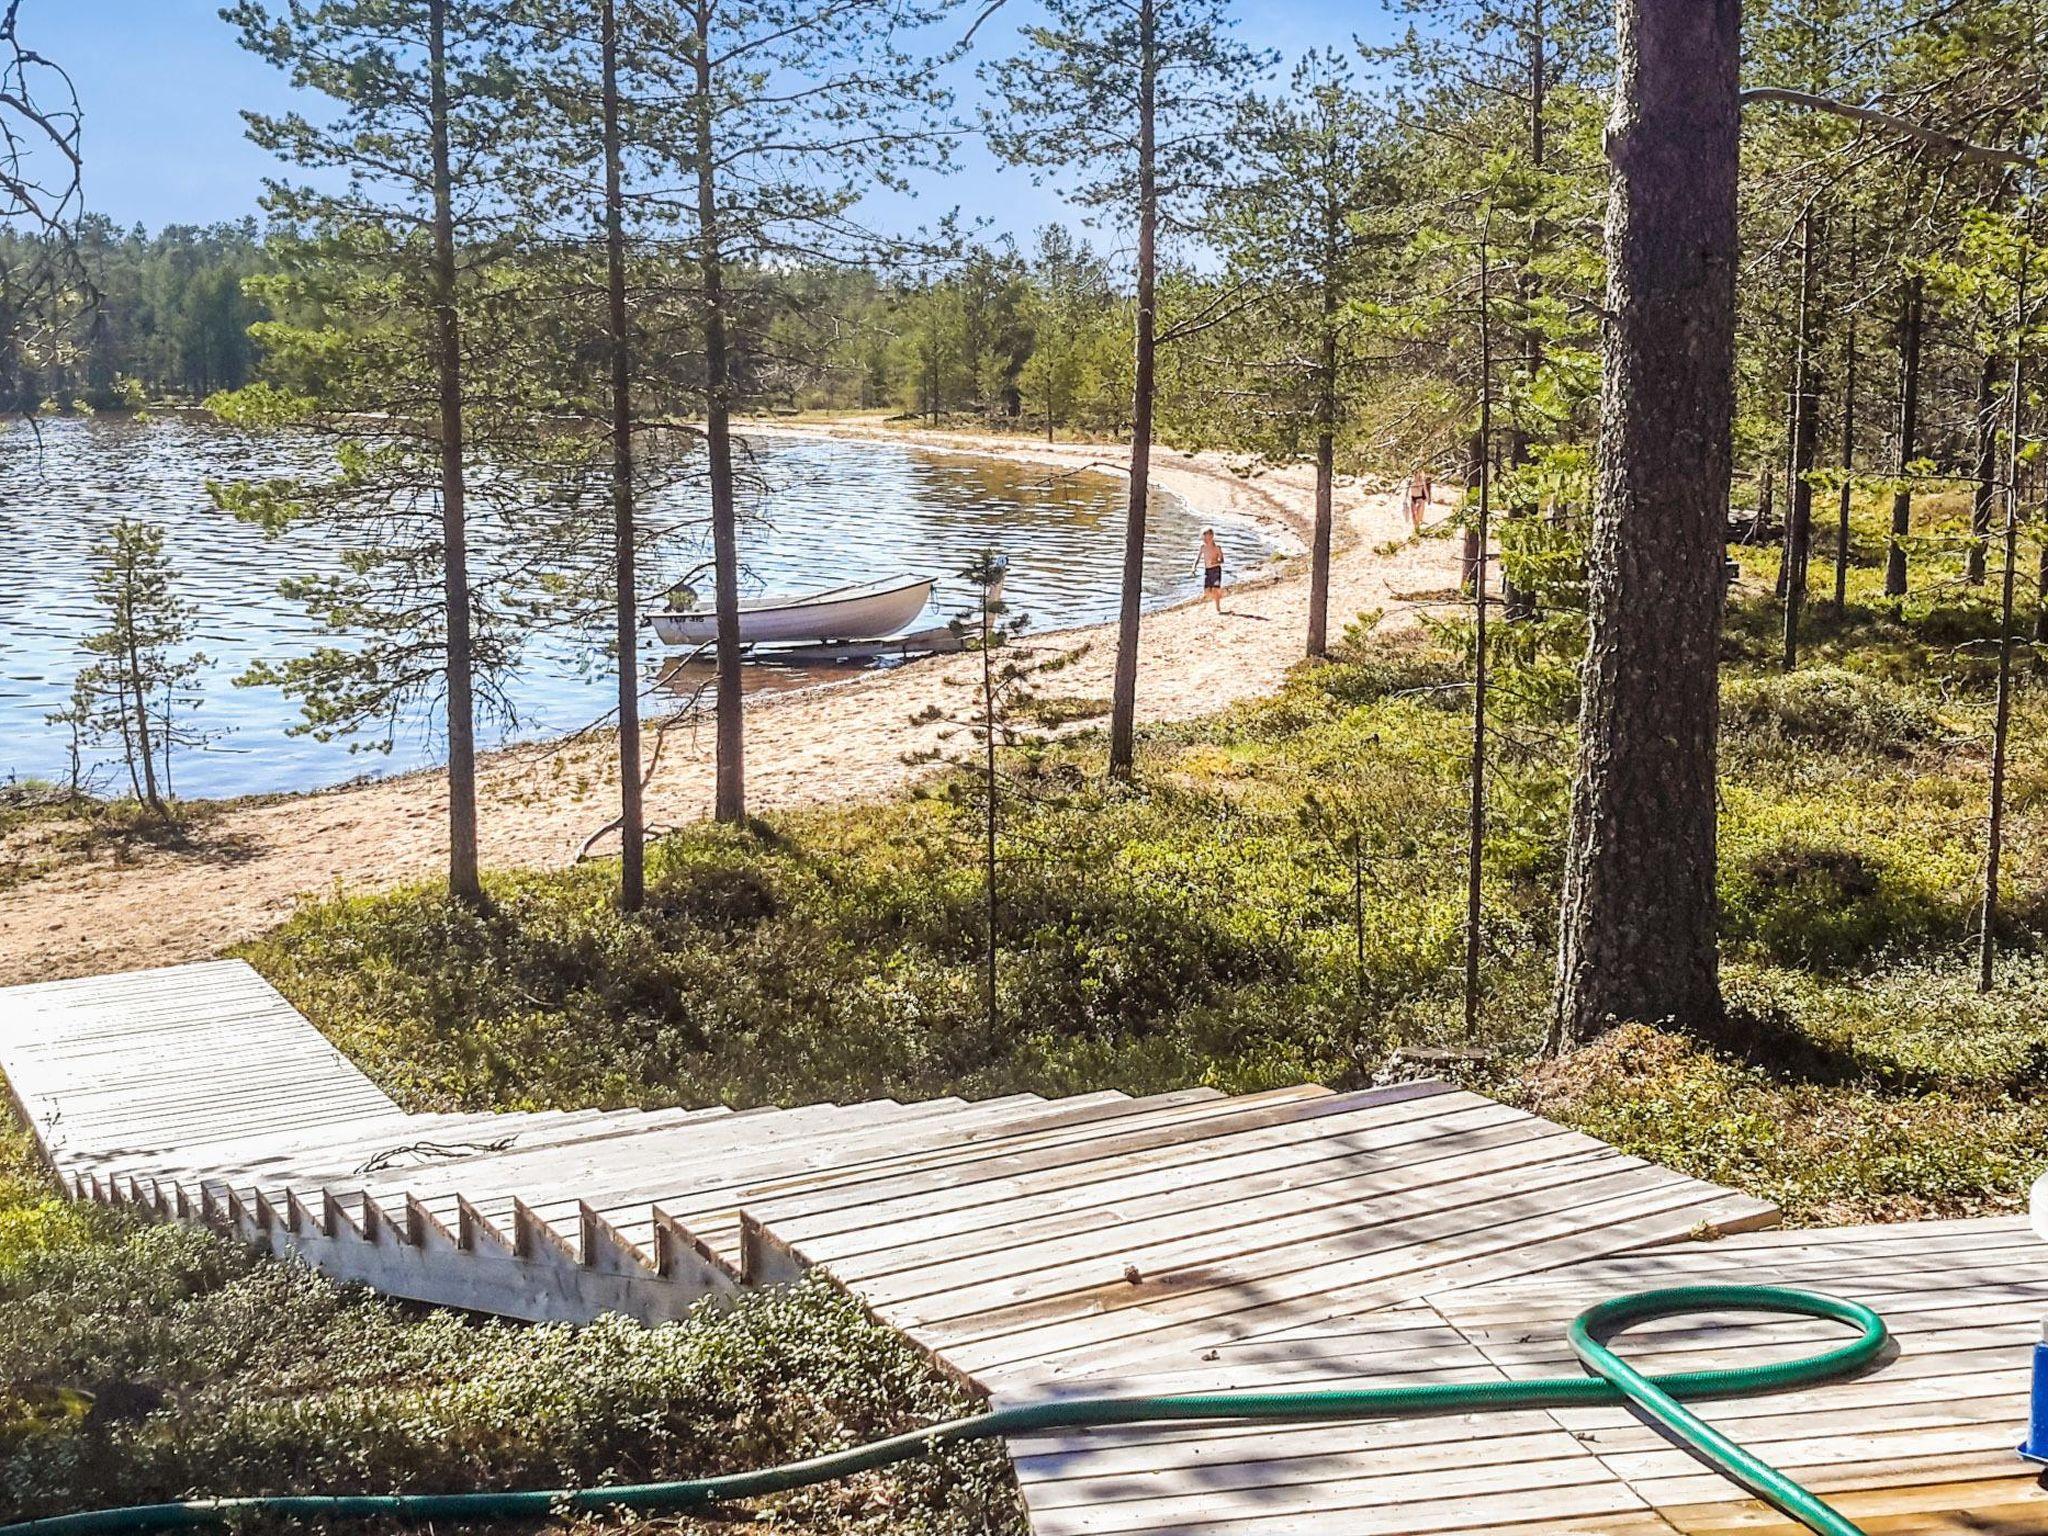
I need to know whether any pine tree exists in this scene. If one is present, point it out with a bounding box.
[0,3,85,386]
[604,0,960,824]
[985,0,1267,779]
[1199,51,1403,658]
[1552,0,1740,1047]
[215,0,566,903]
[1019,225,1110,442]
[906,552,1079,1036]
[49,520,209,819]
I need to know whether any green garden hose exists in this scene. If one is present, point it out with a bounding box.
[0,1284,1889,1536]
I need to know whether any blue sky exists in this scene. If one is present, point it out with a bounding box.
[43,0,1401,245]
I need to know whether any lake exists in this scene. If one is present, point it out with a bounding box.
[0,417,1274,800]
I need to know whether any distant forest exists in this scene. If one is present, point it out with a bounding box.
[0,218,268,411]
[0,217,1142,432]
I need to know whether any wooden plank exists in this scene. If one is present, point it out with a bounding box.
[1020,1461,1657,1536]
[735,1083,1371,1242]
[849,1124,1607,1319]
[943,1164,1769,1386]
[793,1099,1554,1283]
[393,1090,1089,1221]
[762,1083,1478,1262]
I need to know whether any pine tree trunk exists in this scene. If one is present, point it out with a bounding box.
[692,0,745,824]
[1967,352,1998,586]
[119,562,164,816]
[601,0,644,910]
[1832,242,1856,610]
[427,0,482,904]
[1783,210,1824,671]
[1552,0,1737,1050]
[1309,430,1334,658]
[1106,0,1157,781]
[1466,227,1493,1035]
[1883,276,1923,599]
[1981,331,2025,993]
[1773,353,1798,602]
[1307,202,1339,659]
[981,589,999,1034]
[1502,0,1545,619]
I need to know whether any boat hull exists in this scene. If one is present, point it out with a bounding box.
[652,577,934,647]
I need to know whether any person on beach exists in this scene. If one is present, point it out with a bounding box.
[1197,528,1225,612]
[1407,467,1433,532]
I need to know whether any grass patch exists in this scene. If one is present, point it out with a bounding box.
[0,782,232,894]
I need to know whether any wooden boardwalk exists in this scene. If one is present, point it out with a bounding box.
[5,960,2046,1533]
[998,1218,2048,1535]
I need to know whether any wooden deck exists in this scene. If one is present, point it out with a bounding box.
[4,959,2046,1533]
[997,1217,2048,1535]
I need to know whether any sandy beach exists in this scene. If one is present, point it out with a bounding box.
[0,423,1461,985]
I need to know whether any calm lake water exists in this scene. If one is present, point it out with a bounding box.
[0,417,1274,800]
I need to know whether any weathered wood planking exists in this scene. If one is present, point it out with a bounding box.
[756,1078,1779,1393]
[0,960,398,1167]
[1003,1217,2048,1536]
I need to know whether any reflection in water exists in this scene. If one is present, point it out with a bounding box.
[651,655,847,704]
[0,418,1274,798]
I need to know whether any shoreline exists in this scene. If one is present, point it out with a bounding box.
[0,422,1460,986]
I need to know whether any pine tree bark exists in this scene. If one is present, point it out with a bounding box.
[1883,275,1923,598]
[601,0,645,910]
[1106,0,1157,779]
[1552,0,1738,1050]
[1503,0,1546,618]
[1967,352,1998,586]
[1307,191,1339,659]
[1772,348,1798,602]
[1982,331,2025,992]
[427,0,482,904]
[1832,238,1856,610]
[1466,226,1493,1035]
[118,566,164,816]
[1783,210,1824,671]
[691,0,745,824]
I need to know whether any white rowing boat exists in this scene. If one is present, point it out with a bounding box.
[650,574,935,647]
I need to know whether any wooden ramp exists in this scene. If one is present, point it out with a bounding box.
[10,960,2044,1532]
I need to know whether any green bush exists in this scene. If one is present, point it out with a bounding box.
[1511,1025,2041,1226]
[0,1106,1016,1531]
[1722,665,1947,759]
[1719,789,1976,969]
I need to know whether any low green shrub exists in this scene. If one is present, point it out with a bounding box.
[0,1108,1017,1532]
[1722,666,1946,759]
[1719,790,1977,969]
[1511,1025,2041,1226]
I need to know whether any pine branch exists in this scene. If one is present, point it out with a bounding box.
[1741,87,2036,169]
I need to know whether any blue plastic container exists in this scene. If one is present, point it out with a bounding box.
[2024,1339,2048,1464]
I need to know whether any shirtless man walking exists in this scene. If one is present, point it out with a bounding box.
[1196,529,1227,613]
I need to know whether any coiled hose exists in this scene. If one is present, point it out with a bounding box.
[0,1284,1889,1536]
